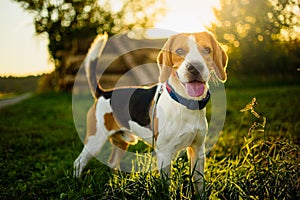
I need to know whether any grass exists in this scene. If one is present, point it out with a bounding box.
[0,83,299,199]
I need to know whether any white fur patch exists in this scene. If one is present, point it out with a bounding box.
[128,120,153,145]
[177,35,210,83]
[84,97,113,154]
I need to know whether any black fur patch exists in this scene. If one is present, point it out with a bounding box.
[108,85,157,129]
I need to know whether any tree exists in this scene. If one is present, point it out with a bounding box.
[210,0,300,77]
[13,0,165,90]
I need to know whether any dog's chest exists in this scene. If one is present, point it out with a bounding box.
[155,92,207,148]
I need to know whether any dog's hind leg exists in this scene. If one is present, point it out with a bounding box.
[74,130,108,177]
[108,144,128,169]
[108,132,128,168]
[74,105,107,177]
[108,131,137,169]
[73,146,93,177]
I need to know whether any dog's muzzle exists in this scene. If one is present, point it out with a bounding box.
[186,64,206,83]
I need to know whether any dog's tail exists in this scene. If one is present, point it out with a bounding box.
[84,33,108,98]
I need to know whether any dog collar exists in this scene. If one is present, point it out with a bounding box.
[165,80,210,110]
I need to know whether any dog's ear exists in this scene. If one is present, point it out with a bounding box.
[157,36,174,83]
[209,33,228,82]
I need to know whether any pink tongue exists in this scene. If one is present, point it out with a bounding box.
[185,82,205,97]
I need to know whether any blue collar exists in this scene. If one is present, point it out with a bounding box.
[165,80,210,110]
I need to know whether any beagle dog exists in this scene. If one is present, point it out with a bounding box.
[74,32,227,192]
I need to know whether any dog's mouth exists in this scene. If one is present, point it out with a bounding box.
[184,81,206,97]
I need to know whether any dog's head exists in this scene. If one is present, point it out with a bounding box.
[157,31,227,98]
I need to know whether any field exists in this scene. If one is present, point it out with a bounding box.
[0,76,40,95]
[0,79,299,199]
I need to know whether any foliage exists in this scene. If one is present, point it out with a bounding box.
[211,0,300,78]
[13,0,165,90]
[14,0,165,57]
[36,73,57,93]
[213,0,300,45]
[0,83,299,199]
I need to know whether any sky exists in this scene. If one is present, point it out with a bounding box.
[0,0,220,77]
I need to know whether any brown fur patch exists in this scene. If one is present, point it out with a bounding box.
[108,133,130,167]
[109,133,129,150]
[104,113,120,131]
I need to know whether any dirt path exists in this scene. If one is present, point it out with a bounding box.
[0,93,32,110]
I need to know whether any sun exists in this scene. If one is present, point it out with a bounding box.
[154,0,220,35]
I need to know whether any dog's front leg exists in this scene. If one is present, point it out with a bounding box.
[188,137,206,194]
[156,151,172,180]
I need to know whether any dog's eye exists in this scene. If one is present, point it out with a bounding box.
[175,48,185,55]
[204,47,211,54]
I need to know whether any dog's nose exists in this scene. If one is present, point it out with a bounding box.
[187,64,200,75]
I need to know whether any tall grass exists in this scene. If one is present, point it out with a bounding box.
[206,97,299,199]
[91,97,299,199]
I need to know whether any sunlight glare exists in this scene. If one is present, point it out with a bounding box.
[0,0,221,76]
[152,0,221,37]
